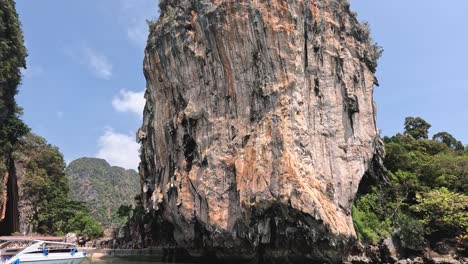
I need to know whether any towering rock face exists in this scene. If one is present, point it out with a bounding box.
[139,0,381,262]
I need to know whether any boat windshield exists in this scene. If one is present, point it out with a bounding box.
[42,242,74,253]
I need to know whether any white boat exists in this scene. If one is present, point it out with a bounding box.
[0,237,86,264]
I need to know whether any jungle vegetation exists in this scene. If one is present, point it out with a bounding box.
[353,117,467,251]
[14,133,103,239]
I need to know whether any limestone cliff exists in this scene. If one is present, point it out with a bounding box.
[138,0,382,262]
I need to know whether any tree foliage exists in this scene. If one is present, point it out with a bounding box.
[0,0,29,153]
[394,214,426,251]
[353,117,467,249]
[433,132,464,151]
[404,117,431,140]
[67,211,103,240]
[114,196,147,239]
[0,0,29,222]
[14,134,103,239]
[411,187,467,235]
[352,190,392,244]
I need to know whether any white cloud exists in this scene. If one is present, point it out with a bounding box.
[112,89,145,117]
[85,48,113,80]
[96,129,140,170]
[62,45,113,80]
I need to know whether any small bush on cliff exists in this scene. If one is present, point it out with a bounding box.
[146,19,156,33]
[353,117,468,249]
[350,20,383,73]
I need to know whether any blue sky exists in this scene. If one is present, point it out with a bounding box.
[15,1,467,169]
[351,0,468,144]
[16,0,159,169]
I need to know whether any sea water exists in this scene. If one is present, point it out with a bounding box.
[82,257,196,264]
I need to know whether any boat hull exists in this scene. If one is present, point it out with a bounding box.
[9,259,84,264]
[6,254,85,264]
[1,238,86,264]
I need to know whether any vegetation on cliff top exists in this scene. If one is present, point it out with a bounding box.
[353,117,467,252]
[0,0,29,152]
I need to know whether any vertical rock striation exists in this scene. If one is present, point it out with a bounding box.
[139,0,382,262]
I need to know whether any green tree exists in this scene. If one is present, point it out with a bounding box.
[395,214,426,251]
[115,204,133,227]
[411,187,468,236]
[433,132,464,151]
[0,0,29,152]
[352,190,392,244]
[0,109,29,151]
[117,205,133,219]
[14,134,103,238]
[67,211,103,240]
[354,117,467,249]
[404,117,431,140]
[0,0,29,214]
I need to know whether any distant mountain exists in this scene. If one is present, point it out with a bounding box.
[65,158,139,228]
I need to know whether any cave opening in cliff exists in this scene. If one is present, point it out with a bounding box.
[356,148,388,197]
[0,164,19,235]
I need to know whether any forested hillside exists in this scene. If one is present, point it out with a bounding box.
[12,134,102,239]
[354,117,467,254]
[66,158,139,229]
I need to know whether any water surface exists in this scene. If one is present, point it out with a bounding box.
[83,257,196,264]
